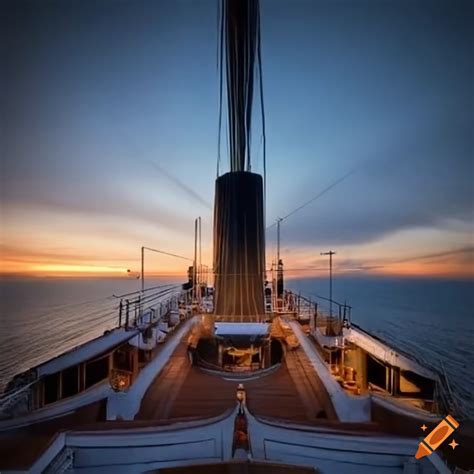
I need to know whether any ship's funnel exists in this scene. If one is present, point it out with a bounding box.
[213,171,265,321]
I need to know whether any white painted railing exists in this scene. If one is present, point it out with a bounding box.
[106,316,197,420]
[288,320,371,422]
[31,404,443,474]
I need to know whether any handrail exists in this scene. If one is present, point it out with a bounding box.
[112,283,177,299]
[281,290,352,326]
[295,291,351,312]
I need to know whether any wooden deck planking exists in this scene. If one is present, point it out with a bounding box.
[137,339,337,424]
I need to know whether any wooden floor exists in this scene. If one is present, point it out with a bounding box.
[137,338,337,424]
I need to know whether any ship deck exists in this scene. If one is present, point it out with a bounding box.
[136,333,338,423]
[1,319,473,472]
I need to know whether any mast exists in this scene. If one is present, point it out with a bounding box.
[276,217,282,264]
[194,218,198,303]
[198,216,202,302]
[213,0,265,321]
[321,250,336,317]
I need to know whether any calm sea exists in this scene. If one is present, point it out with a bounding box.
[1,276,473,418]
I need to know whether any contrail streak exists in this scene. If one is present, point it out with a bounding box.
[149,161,212,209]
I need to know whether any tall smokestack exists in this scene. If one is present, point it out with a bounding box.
[213,172,265,320]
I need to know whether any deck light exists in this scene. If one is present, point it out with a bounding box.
[109,369,131,392]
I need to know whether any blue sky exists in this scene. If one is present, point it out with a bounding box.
[1,0,473,277]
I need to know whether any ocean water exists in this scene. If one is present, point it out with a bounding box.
[1,276,473,418]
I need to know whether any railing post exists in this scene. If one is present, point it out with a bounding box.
[119,300,123,327]
[125,299,130,330]
[136,297,140,326]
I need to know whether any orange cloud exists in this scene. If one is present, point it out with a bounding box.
[268,245,474,280]
[0,242,207,279]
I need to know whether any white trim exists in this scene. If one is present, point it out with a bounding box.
[345,327,438,380]
[37,327,140,377]
[214,322,270,336]
[0,382,111,432]
[372,393,442,422]
[106,317,197,420]
[33,404,440,474]
[29,432,66,474]
[288,320,371,422]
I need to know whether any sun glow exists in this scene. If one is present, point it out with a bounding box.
[31,264,128,274]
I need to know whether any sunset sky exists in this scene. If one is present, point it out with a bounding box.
[1,0,473,280]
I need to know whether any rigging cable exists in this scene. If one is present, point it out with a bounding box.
[266,168,357,230]
[217,0,225,177]
[224,0,260,173]
[257,2,266,207]
[141,246,193,261]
